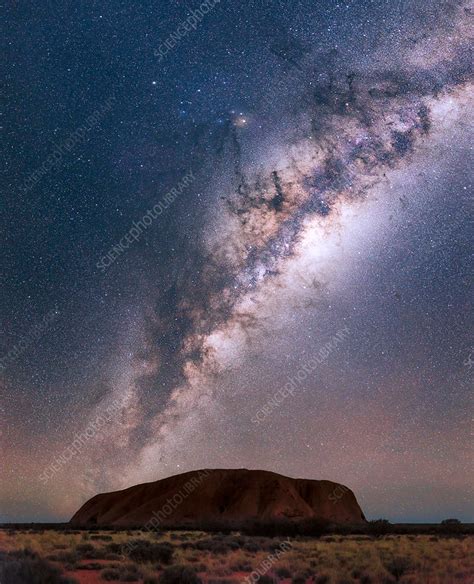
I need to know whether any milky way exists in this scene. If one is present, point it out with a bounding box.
[2,0,473,522]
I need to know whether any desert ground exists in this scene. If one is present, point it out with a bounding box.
[0,526,473,584]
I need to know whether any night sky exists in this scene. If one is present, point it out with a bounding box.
[1,0,473,523]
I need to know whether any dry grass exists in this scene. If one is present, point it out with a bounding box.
[0,528,472,583]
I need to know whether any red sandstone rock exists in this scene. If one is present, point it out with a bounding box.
[70,468,366,527]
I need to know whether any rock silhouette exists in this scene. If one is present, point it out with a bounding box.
[70,468,366,527]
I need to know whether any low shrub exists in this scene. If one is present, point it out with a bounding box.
[187,536,238,554]
[47,549,79,565]
[105,542,123,554]
[230,560,252,571]
[384,556,414,581]
[256,577,276,584]
[314,575,332,584]
[77,561,103,570]
[184,534,279,554]
[159,565,202,584]
[125,539,174,564]
[101,564,141,582]
[101,568,120,581]
[367,519,392,537]
[120,570,141,582]
[275,567,291,577]
[76,543,96,555]
[0,549,76,584]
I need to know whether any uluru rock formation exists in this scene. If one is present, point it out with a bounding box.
[70,469,366,527]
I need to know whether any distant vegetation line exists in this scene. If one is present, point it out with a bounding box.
[1,519,473,536]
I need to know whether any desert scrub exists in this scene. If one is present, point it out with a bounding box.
[0,548,77,584]
[1,529,473,582]
[383,554,416,581]
[101,567,121,581]
[158,564,202,583]
[123,539,174,564]
[101,563,142,581]
[75,542,103,559]
[47,548,79,570]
